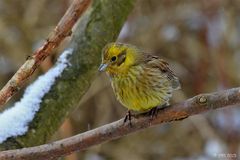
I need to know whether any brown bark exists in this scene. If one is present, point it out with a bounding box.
[0,0,91,108]
[0,0,135,150]
[0,87,239,160]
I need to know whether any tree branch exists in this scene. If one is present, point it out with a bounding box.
[0,0,91,108]
[0,87,239,160]
[0,0,135,150]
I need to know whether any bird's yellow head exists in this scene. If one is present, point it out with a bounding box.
[99,43,140,75]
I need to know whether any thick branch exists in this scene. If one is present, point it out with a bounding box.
[0,87,239,160]
[0,0,91,108]
[0,0,135,150]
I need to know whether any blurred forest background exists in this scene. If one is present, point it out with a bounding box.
[0,0,240,160]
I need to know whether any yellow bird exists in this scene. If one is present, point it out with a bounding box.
[99,43,180,122]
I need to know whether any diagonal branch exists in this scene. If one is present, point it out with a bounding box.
[0,0,135,150]
[0,0,91,108]
[0,87,239,160]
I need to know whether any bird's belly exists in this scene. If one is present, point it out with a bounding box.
[112,78,166,111]
[124,95,164,111]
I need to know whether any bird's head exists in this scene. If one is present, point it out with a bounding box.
[98,43,140,75]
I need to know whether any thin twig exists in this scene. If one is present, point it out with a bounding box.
[0,87,239,160]
[0,0,91,108]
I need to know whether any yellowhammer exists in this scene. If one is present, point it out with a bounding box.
[99,43,180,122]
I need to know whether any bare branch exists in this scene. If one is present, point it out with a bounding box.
[0,87,239,160]
[0,0,91,108]
[0,0,135,149]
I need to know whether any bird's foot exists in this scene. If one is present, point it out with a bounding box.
[124,110,133,127]
[148,106,159,119]
[148,103,169,119]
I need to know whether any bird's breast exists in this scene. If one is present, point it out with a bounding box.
[110,65,171,111]
[111,66,149,111]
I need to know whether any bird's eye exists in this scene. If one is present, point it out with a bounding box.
[111,56,117,62]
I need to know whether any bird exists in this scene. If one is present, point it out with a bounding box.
[98,42,180,123]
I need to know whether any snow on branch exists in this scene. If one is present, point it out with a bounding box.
[0,0,91,108]
[0,87,239,160]
[0,49,73,143]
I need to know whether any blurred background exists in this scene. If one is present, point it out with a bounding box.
[0,0,240,159]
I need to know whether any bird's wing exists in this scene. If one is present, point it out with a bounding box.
[144,54,181,90]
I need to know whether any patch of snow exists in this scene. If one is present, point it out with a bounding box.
[0,48,73,143]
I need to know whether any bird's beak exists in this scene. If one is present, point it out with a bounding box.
[98,63,108,72]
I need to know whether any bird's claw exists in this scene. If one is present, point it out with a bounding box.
[148,107,159,119]
[148,103,168,120]
[124,110,133,127]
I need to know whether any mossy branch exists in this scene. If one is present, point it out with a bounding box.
[0,0,135,150]
[0,0,91,108]
[0,87,239,160]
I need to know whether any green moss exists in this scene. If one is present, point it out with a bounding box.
[0,0,135,149]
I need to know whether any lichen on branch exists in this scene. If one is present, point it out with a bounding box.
[0,0,135,150]
[0,0,91,108]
